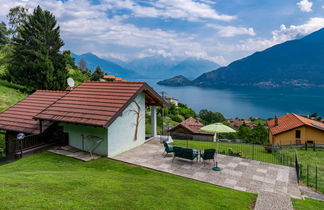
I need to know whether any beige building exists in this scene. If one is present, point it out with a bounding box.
[267,113,324,146]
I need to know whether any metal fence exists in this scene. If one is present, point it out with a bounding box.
[297,163,324,193]
[173,139,297,167]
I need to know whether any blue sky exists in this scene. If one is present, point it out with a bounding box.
[1,0,324,65]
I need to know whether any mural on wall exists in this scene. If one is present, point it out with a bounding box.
[128,100,142,141]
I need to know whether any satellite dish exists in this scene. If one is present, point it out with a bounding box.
[67,77,75,88]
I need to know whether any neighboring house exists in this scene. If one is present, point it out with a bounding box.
[102,75,122,81]
[0,81,168,158]
[229,119,243,128]
[164,97,179,106]
[267,113,324,146]
[229,119,256,129]
[169,117,214,141]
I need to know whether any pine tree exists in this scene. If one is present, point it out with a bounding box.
[8,6,67,90]
[0,22,8,45]
[92,66,104,81]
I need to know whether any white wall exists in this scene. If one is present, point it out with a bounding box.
[107,93,146,157]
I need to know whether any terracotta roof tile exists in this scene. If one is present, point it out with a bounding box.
[34,81,168,127]
[170,117,214,135]
[0,90,67,134]
[267,113,324,135]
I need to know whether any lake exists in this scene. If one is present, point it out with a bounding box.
[133,79,324,119]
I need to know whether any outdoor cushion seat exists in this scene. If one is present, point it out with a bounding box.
[163,141,174,157]
[173,146,198,163]
[200,149,216,165]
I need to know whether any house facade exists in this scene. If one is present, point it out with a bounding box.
[0,81,167,158]
[169,117,214,141]
[267,113,324,146]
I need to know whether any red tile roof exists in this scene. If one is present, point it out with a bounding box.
[267,113,324,135]
[0,90,67,134]
[170,117,214,135]
[34,81,168,127]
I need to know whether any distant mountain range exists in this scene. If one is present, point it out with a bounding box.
[159,28,324,88]
[72,53,220,79]
[72,53,140,78]
[193,28,324,87]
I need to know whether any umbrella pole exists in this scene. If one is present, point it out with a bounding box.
[212,133,222,171]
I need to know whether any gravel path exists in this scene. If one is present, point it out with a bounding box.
[255,192,293,210]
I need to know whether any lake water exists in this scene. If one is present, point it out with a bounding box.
[133,79,324,119]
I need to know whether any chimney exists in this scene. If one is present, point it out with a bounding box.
[274,116,278,126]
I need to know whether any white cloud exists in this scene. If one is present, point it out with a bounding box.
[231,17,324,52]
[207,24,256,37]
[0,0,228,63]
[297,0,313,12]
[105,0,235,21]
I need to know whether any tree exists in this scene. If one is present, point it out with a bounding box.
[8,6,67,90]
[78,58,87,70]
[0,22,8,45]
[91,66,104,81]
[7,6,29,37]
[63,50,77,69]
[198,109,226,125]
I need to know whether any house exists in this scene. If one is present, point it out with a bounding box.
[0,81,168,158]
[102,75,122,81]
[169,117,214,141]
[164,97,179,106]
[267,113,324,146]
[229,119,243,128]
[229,119,256,129]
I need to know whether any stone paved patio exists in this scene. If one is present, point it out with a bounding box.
[113,138,301,200]
[49,145,101,162]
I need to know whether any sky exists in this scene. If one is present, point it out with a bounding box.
[1,0,324,65]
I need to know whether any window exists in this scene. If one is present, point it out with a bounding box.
[295,130,301,138]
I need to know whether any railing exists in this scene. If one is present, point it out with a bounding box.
[172,139,297,167]
[15,129,58,158]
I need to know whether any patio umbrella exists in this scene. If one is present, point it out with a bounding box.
[201,123,237,171]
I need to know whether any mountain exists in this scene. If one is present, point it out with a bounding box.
[124,55,179,79]
[170,58,220,79]
[72,53,140,78]
[124,56,220,79]
[157,75,193,86]
[193,28,324,87]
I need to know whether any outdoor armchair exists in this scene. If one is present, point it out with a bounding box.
[162,141,174,157]
[200,149,216,166]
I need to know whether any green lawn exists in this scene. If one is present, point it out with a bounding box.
[0,152,256,209]
[0,84,27,113]
[286,147,324,193]
[292,198,324,210]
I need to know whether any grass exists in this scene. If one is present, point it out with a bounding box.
[285,147,324,193]
[0,84,27,113]
[292,198,324,210]
[0,152,256,209]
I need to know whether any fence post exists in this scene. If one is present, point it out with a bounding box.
[252,143,255,160]
[316,166,318,191]
[307,165,309,186]
[313,142,315,152]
